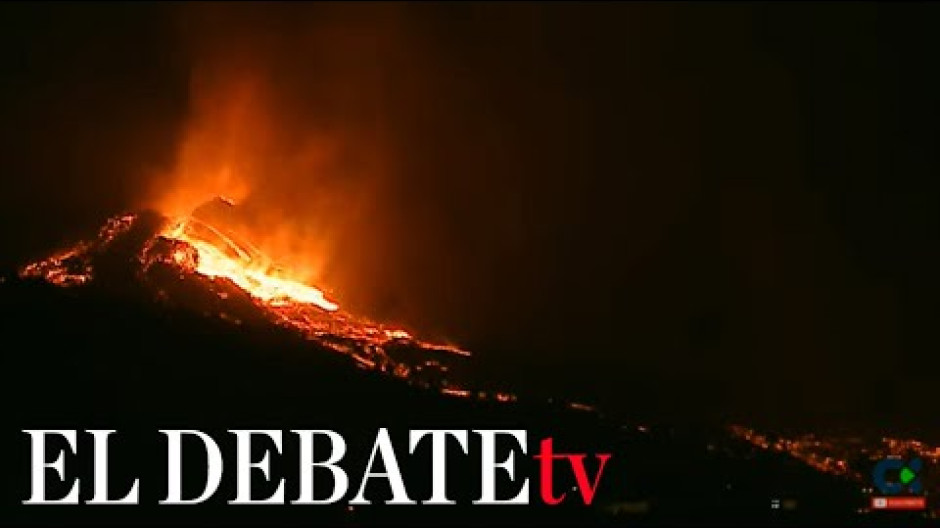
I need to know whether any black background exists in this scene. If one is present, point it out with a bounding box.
[1,2,938,433]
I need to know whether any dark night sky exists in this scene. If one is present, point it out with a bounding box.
[0,3,938,429]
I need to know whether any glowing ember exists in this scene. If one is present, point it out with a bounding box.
[19,243,93,287]
[161,216,339,312]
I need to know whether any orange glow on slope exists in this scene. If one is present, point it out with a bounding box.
[17,211,481,399]
[162,215,339,312]
[19,244,92,287]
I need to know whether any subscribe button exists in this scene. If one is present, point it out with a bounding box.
[870,496,927,511]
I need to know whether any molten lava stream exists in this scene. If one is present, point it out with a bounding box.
[162,218,339,312]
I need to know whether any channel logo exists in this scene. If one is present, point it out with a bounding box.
[870,457,926,511]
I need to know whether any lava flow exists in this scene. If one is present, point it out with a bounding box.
[18,202,489,400]
[161,215,339,312]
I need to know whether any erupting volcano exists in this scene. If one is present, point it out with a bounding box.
[19,197,487,400]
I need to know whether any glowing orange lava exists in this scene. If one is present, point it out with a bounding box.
[161,216,339,312]
[19,209,476,388]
